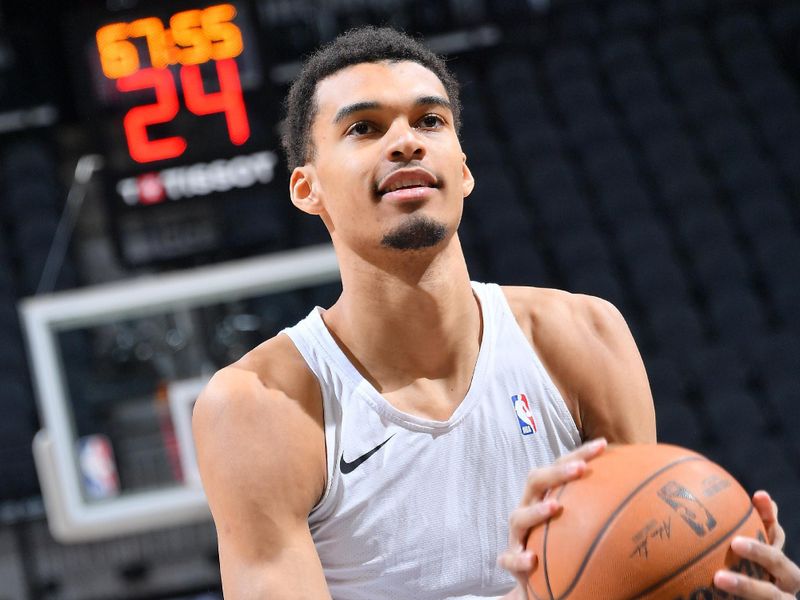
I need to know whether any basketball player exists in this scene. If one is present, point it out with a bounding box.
[193,27,800,599]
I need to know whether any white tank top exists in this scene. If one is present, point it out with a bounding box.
[282,282,582,600]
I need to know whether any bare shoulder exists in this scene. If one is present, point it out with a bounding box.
[500,286,655,443]
[501,286,627,350]
[195,334,323,452]
[193,333,326,557]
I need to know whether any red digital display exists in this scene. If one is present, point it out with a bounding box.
[96,4,250,164]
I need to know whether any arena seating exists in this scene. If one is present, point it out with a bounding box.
[0,0,797,597]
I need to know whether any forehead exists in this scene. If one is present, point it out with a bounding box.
[313,60,449,121]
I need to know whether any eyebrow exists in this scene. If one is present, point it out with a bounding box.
[332,95,453,125]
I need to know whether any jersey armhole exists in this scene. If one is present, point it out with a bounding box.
[278,329,339,522]
[494,286,583,444]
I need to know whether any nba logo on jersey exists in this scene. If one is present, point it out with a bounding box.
[511,393,537,436]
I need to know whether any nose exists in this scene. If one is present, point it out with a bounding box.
[385,120,426,162]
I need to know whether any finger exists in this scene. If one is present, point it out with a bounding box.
[753,491,776,527]
[519,440,605,506]
[520,460,587,506]
[508,500,561,547]
[713,570,791,599]
[497,549,537,578]
[553,438,607,467]
[752,492,785,550]
[731,536,800,592]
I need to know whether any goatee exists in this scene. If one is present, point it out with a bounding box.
[381,215,447,251]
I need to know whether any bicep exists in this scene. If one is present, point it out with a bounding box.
[219,522,331,600]
[193,369,329,599]
[576,298,656,444]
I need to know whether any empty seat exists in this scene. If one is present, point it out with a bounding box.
[624,101,683,138]
[681,87,742,124]
[707,288,768,345]
[648,303,707,362]
[524,155,584,202]
[550,78,605,112]
[751,232,800,292]
[595,180,654,222]
[551,2,601,39]
[714,12,769,51]
[674,205,737,253]
[664,52,719,82]
[564,111,619,145]
[731,192,796,241]
[655,399,707,449]
[756,109,800,149]
[703,387,770,440]
[690,342,752,396]
[551,226,614,275]
[699,119,758,163]
[543,43,594,83]
[614,214,674,258]
[658,171,717,212]
[722,45,778,83]
[581,140,639,183]
[655,24,706,59]
[608,68,664,108]
[488,238,549,286]
[493,88,547,122]
[605,0,656,31]
[740,74,800,113]
[627,250,691,307]
[691,242,752,294]
[510,116,565,158]
[598,35,650,72]
[659,0,709,20]
[642,133,699,173]
[486,53,538,93]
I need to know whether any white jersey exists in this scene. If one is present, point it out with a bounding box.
[282,282,582,600]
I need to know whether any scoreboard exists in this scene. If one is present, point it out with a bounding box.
[68,1,284,267]
[95,4,250,164]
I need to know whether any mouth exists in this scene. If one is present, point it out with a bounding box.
[376,167,440,199]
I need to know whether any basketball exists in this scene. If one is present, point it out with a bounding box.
[526,444,770,600]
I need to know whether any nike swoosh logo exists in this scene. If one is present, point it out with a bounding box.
[339,434,396,474]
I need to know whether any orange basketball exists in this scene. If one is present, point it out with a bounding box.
[526,443,770,600]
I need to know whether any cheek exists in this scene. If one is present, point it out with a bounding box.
[319,152,373,195]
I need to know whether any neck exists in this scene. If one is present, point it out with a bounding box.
[323,234,481,391]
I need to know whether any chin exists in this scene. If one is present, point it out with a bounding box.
[380,214,449,251]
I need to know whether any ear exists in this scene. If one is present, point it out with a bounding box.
[461,153,475,198]
[289,165,324,215]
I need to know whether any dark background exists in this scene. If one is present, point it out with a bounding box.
[0,0,798,598]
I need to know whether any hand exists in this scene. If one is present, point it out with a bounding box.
[496,438,607,600]
[714,490,800,598]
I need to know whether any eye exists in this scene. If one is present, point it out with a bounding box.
[418,114,445,129]
[346,121,376,136]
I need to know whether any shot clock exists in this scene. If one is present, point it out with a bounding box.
[67,1,286,267]
[95,4,250,163]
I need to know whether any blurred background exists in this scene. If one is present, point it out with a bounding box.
[0,0,798,597]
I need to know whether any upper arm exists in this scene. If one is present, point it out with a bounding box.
[507,287,656,444]
[193,366,330,599]
[570,296,656,443]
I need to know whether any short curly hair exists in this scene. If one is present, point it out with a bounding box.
[282,26,462,171]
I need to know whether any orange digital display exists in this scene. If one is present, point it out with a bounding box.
[96,4,243,79]
[95,4,249,164]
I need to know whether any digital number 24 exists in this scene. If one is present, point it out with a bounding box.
[116,58,249,163]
